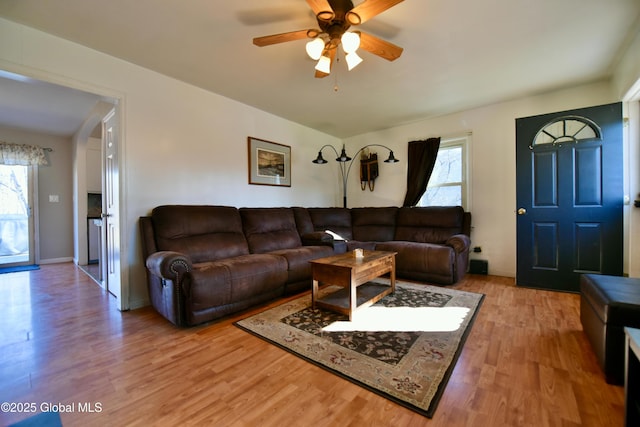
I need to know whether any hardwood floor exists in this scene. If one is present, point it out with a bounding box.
[0,263,624,426]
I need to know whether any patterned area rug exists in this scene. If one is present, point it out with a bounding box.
[235,279,484,418]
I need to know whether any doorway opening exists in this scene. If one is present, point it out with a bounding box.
[0,68,124,309]
[73,102,120,304]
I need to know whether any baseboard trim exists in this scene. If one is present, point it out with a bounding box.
[39,257,74,265]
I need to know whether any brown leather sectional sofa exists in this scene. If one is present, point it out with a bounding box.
[140,205,471,326]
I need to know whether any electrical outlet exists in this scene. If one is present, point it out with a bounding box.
[49,195,59,203]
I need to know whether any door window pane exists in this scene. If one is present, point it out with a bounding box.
[0,165,29,264]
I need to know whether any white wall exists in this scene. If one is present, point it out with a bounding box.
[615,28,640,278]
[613,27,640,101]
[0,18,340,308]
[626,101,640,278]
[343,81,622,277]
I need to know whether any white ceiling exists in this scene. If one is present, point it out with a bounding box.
[0,70,105,137]
[0,0,639,138]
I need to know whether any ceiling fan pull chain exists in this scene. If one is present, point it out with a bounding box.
[334,57,340,92]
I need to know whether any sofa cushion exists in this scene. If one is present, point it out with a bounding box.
[151,205,249,263]
[351,207,398,242]
[189,254,288,310]
[307,208,353,240]
[395,206,465,244]
[346,241,377,251]
[376,241,454,277]
[269,246,334,283]
[292,207,314,235]
[240,208,302,253]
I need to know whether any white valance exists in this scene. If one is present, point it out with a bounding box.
[0,141,49,166]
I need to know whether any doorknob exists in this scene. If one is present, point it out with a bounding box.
[100,213,112,218]
[517,208,527,215]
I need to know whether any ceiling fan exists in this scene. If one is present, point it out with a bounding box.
[253,0,404,78]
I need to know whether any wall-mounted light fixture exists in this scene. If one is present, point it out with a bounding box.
[312,144,399,208]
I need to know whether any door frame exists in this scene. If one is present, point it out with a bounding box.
[0,164,38,267]
[72,100,127,311]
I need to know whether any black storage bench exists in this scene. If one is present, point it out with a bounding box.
[580,274,640,384]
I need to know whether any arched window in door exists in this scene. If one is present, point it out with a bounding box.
[531,116,602,148]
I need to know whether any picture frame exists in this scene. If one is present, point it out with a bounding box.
[247,137,291,187]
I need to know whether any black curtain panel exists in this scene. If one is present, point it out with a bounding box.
[402,137,441,207]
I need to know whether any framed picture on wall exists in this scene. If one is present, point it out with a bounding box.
[247,137,291,187]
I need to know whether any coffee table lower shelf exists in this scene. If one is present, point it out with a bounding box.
[315,282,393,318]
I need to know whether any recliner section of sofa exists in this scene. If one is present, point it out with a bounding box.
[141,205,471,326]
[142,205,292,326]
[377,207,471,284]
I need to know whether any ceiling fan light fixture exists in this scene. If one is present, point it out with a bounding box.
[341,31,360,54]
[315,55,332,74]
[346,51,363,71]
[252,1,404,80]
[306,38,325,60]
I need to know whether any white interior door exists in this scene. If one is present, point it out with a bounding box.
[102,108,122,305]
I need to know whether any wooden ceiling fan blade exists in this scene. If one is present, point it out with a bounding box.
[306,0,335,21]
[253,29,313,47]
[346,0,404,25]
[359,31,403,61]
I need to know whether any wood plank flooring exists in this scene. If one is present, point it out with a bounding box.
[0,263,624,426]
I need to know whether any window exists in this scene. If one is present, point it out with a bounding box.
[418,135,469,209]
[531,116,601,148]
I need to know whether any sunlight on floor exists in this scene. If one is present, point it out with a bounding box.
[322,306,471,333]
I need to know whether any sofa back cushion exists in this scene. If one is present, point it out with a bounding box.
[351,207,398,241]
[240,208,302,253]
[307,208,353,240]
[292,207,314,235]
[151,205,249,263]
[395,206,466,244]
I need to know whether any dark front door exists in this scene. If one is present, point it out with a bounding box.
[516,103,623,292]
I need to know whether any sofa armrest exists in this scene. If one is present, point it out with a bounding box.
[146,251,192,281]
[446,234,471,253]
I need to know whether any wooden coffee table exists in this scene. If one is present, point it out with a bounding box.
[310,250,396,320]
